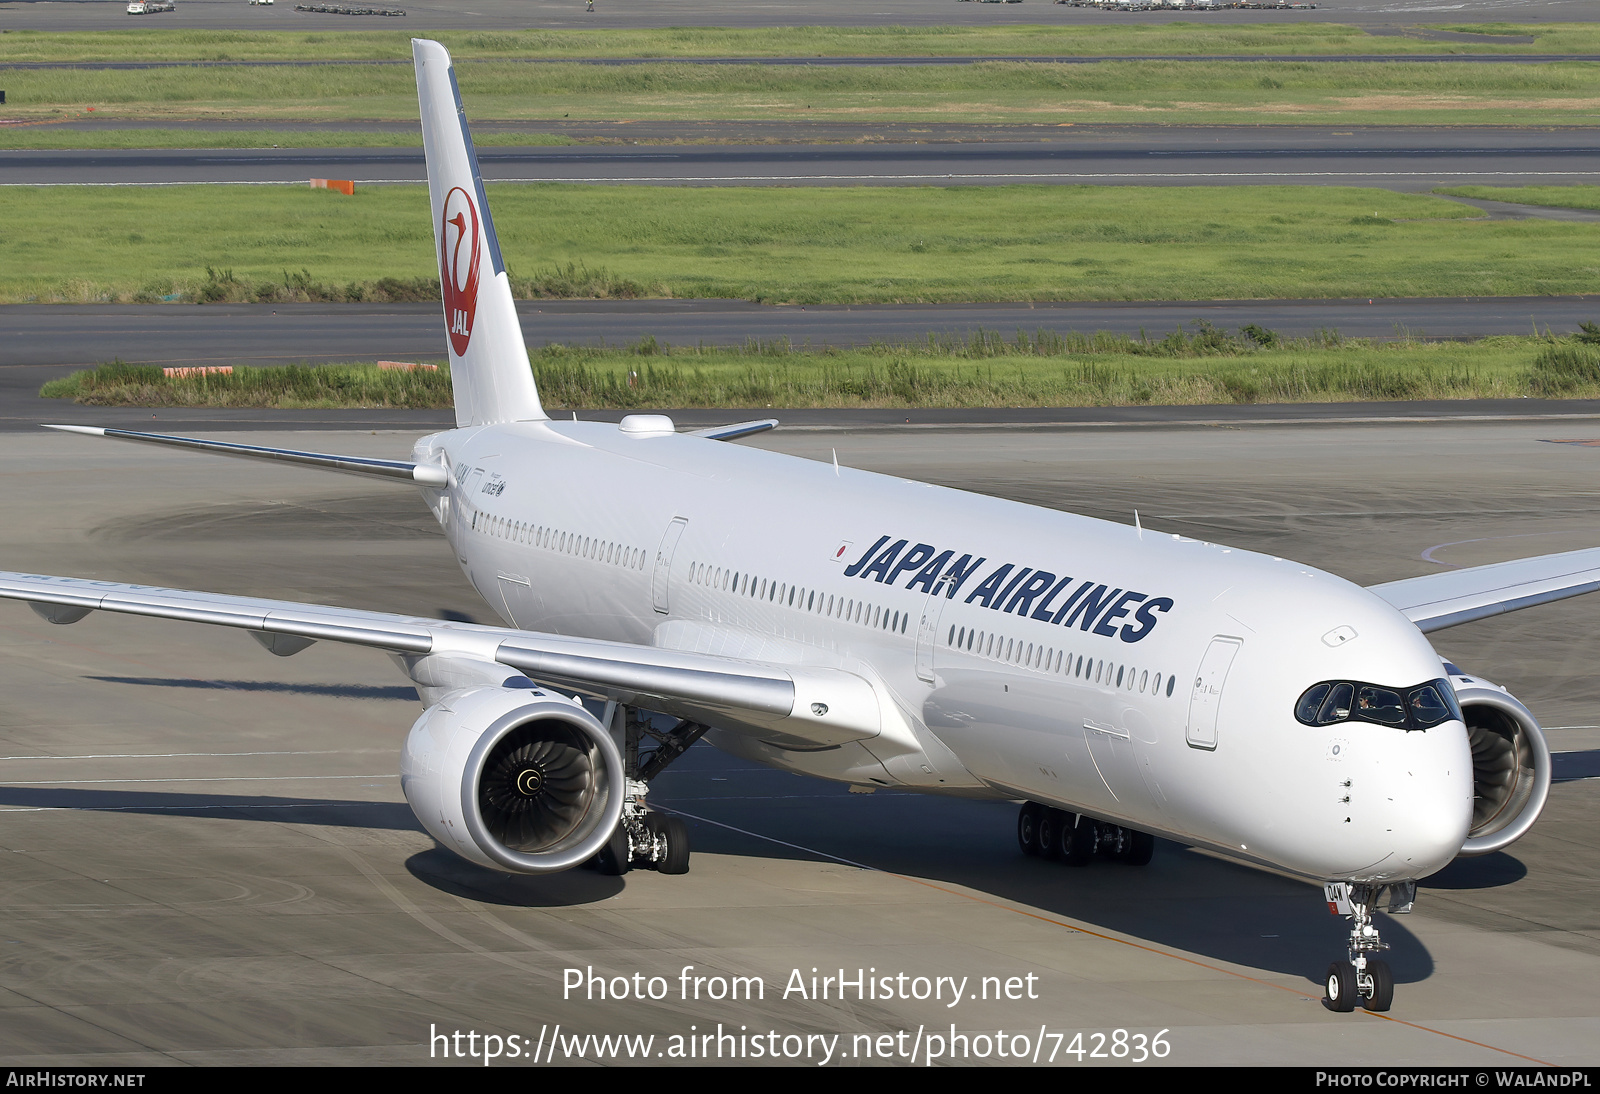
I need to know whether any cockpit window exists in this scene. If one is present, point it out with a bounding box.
[1316,682,1354,726]
[1295,682,1330,723]
[1407,684,1457,728]
[1294,678,1460,731]
[1356,686,1405,726]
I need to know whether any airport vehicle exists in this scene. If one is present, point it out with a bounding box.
[0,39,1577,1015]
[125,1,175,13]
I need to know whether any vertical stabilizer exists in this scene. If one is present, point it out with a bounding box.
[414,39,546,426]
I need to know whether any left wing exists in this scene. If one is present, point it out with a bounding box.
[1368,546,1600,632]
[0,571,889,752]
[43,425,449,487]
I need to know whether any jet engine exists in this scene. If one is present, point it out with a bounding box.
[400,684,624,873]
[1448,672,1552,856]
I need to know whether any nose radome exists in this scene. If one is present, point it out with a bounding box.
[1362,729,1473,880]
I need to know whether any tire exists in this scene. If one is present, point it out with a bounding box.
[595,821,632,876]
[1324,961,1357,1012]
[1120,830,1156,866]
[655,814,691,875]
[1060,814,1095,867]
[1037,808,1065,861]
[1362,959,1393,1012]
[1017,802,1043,857]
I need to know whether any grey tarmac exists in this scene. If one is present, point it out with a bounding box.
[0,414,1596,1065]
[6,130,1598,190]
[0,0,1592,32]
[2,296,1596,385]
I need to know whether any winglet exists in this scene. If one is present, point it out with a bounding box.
[413,38,546,427]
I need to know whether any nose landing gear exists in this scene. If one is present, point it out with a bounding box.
[1321,881,1411,1012]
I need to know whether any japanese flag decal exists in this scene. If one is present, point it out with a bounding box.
[441,185,481,356]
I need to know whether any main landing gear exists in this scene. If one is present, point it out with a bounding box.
[592,707,707,877]
[1017,801,1155,867]
[1321,881,1413,1013]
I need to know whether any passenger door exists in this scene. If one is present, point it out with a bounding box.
[1186,636,1243,750]
[651,517,688,614]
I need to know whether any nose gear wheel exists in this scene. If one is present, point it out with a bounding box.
[1321,882,1408,1013]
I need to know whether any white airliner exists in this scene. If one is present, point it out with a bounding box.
[0,39,1584,1015]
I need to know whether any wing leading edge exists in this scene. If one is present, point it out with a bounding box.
[0,571,883,750]
[1368,546,1600,632]
[43,425,449,487]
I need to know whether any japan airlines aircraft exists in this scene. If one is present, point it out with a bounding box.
[0,39,1584,1015]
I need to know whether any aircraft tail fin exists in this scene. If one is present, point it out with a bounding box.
[413,38,546,427]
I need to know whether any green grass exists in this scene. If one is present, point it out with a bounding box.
[3,57,1597,132]
[3,24,1599,64]
[40,332,1600,410]
[0,127,575,150]
[41,361,452,409]
[1435,184,1600,212]
[9,182,1597,307]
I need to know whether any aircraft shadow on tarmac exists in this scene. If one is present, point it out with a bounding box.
[0,784,422,831]
[11,700,1570,985]
[647,781,1440,988]
[405,846,627,907]
[1,764,1555,984]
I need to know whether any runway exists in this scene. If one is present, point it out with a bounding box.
[0,415,1596,1065]
[0,0,1593,32]
[5,53,1598,68]
[7,129,1598,190]
[1,298,1595,394]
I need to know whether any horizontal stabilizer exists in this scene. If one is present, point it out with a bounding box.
[1368,546,1600,632]
[44,425,447,487]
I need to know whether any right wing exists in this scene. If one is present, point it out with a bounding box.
[1368,546,1600,632]
[0,571,887,752]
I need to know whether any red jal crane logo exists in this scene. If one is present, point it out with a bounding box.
[440,186,481,356]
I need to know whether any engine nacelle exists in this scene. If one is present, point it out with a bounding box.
[400,684,623,874]
[1450,676,1552,857]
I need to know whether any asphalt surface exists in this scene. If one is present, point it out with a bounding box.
[0,0,1594,31]
[7,128,1599,189]
[0,416,1597,1065]
[2,298,1596,400]
[5,52,1598,67]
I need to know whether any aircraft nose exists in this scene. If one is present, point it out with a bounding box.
[1367,729,1473,879]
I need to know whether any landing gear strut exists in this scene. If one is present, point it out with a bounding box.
[1322,881,1412,1012]
[1016,802,1155,868]
[593,707,706,876]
